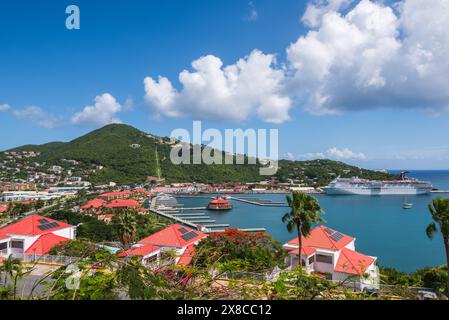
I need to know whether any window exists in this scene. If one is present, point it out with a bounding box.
[308,255,315,265]
[11,240,24,249]
[144,255,158,264]
[315,254,333,264]
[0,242,7,250]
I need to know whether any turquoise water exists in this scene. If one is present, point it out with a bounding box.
[178,170,449,272]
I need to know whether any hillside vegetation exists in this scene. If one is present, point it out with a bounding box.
[3,124,394,185]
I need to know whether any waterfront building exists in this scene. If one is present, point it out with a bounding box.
[0,215,75,257]
[283,226,379,291]
[207,197,232,210]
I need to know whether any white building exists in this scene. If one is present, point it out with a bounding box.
[118,224,207,267]
[283,226,379,291]
[1,190,77,202]
[0,215,76,257]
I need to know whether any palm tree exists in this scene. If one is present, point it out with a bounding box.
[113,208,138,249]
[426,197,449,294]
[0,255,22,287]
[282,192,325,267]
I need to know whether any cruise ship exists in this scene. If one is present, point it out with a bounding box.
[323,172,433,195]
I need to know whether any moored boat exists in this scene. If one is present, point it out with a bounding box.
[323,171,433,196]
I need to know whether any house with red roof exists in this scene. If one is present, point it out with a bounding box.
[105,199,140,209]
[118,224,207,268]
[0,215,76,258]
[283,226,379,291]
[98,190,132,201]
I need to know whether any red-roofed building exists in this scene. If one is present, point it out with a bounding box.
[283,226,378,291]
[117,244,161,267]
[118,224,207,268]
[105,199,140,209]
[176,244,196,266]
[0,215,76,259]
[98,190,132,201]
[139,224,207,248]
[25,233,70,255]
[81,198,106,211]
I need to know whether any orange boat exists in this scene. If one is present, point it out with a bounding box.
[207,197,232,211]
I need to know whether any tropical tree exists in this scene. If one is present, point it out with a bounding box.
[112,208,138,249]
[282,192,325,267]
[426,197,449,294]
[0,255,22,287]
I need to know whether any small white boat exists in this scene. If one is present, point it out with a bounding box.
[403,198,413,209]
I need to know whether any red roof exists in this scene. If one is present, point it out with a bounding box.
[99,190,132,198]
[81,198,106,210]
[177,244,196,266]
[288,246,317,257]
[209,198,229,205]
[0,215,73,236]
[0,204,8,213]
[139,224,207,248]
[117,244,160,258]
[25,233,70,255]
[0,233,10,240]
[106,199,140,208]
[132,188,146,193]
[335,248,375,275]
[287,226,354,251]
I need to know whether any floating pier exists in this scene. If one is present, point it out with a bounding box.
[171,213,207,217]
[204,228,266,234]
[149,195,266,232]
[204,224,230,228]
[162,206,207,211]
[185,219,216,223]
[229,197,288,207]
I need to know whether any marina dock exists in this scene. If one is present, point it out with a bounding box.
[150,194,266,233]
[203,228,266,234]
[229,196,288,207]
[161,207,207,211]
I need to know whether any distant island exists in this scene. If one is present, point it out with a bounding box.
[0,124,394,186]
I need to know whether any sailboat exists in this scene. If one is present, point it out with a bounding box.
[403,197,413,209]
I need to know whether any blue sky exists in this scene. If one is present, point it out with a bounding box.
[1,0,449,169]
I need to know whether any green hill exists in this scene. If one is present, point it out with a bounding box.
[3,124,394,185]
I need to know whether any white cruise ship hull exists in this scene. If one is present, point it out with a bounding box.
[324,187,430,195]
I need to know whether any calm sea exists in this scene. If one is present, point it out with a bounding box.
[178,170,449,272]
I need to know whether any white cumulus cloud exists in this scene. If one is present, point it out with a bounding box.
[247,1,258,22]
[0,104,11,112]
[327,147,366,160]
[71,93,123,127]
[302,0,353,28]
[288,0,449,115]
[13,106,60,128]
[297,152,326,160]
[144,50,292,124]
[296,147,366,160]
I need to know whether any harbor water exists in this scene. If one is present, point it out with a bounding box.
[177,170,449,272]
